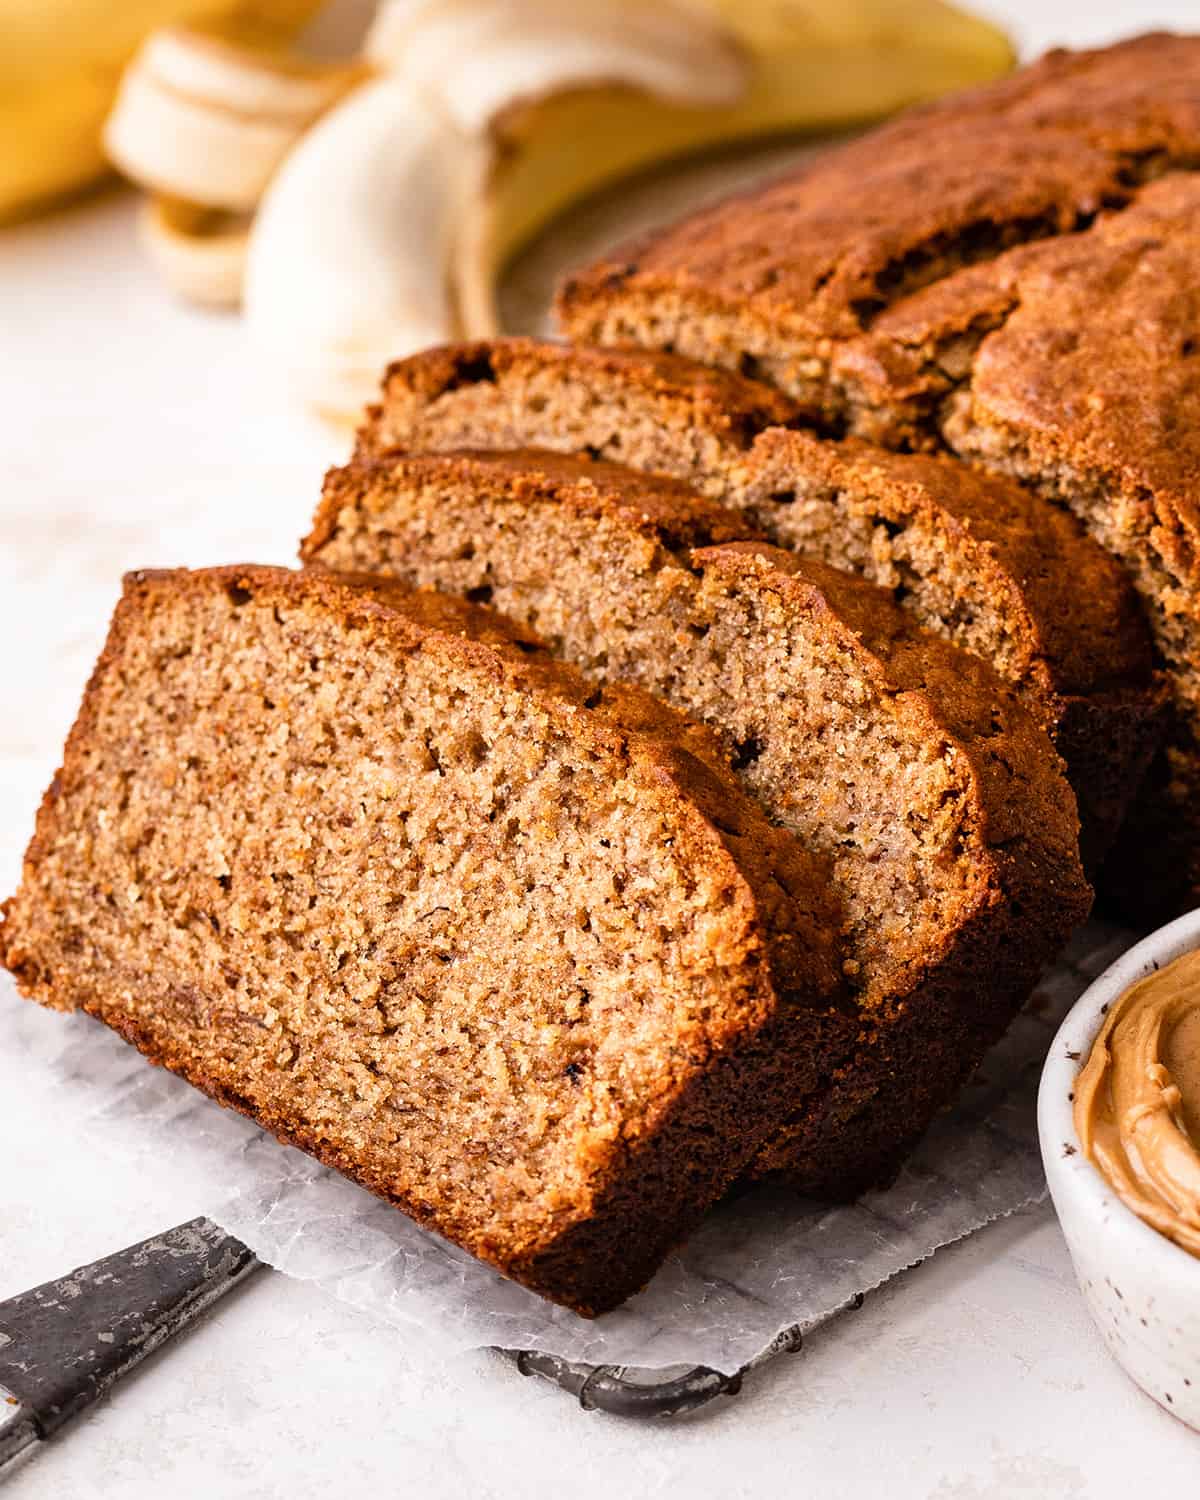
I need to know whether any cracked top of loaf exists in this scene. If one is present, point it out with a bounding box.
[873,175,1200,521]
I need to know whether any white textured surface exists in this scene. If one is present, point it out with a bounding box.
[4,2,1200,1493]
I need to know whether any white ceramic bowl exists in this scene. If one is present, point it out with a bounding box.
[1039,910,1200,1431]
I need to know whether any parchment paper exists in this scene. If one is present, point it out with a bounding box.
[0,923,1131,1374]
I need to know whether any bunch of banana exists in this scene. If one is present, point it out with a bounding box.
[0,0,323,224]
[100,0,1014,420]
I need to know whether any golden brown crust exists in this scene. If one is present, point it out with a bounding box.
[871,30,1200,153]
[1,564,853,1312]
[955,178,1200,538]
[558,125,1122,358]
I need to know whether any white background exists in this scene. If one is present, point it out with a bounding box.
[3,3,1200,1495]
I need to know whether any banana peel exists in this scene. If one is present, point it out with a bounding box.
[0,0,323,224]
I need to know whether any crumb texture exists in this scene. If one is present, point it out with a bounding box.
[358,337,801,499]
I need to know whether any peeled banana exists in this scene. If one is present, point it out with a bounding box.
[101,0,1015,420]
[243,77,476,418]
[364,0,752,341]
[0,0,322,224]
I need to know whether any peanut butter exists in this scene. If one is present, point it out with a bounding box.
[1074,948,1200,1257]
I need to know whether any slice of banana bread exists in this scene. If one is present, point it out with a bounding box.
[555,34,1200,423]
[0,565,854,1313]
[357,337,801,483]
[303,451,1092,1193]
[358,338,1164,872]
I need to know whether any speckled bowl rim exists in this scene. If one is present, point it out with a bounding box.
[1038,907,1200,1292]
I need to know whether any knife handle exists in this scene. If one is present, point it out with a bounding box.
[0,1218,260,1474]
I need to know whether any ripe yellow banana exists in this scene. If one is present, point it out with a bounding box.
[0,0,322,224]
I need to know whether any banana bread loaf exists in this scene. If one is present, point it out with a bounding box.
[359,338,1164,873]
[303,450,1092,1192]
[0,565,853,1312]
[555,34,1200,424]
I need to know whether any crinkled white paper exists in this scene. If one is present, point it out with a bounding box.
[0,922,1132,1374]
